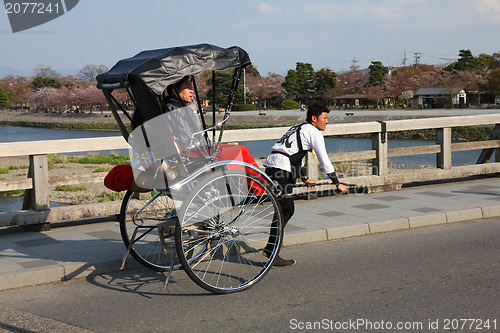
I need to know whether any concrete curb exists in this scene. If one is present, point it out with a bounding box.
[369,218,409,234]
[282,204,500,247]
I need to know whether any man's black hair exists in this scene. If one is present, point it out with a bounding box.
[306,101,330,123]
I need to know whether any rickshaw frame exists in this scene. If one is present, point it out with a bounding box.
[97,44,284,293]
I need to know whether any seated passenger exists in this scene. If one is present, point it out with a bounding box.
[131,75,196,130]
[163,75,196,111]
[128,76,206,191]
[161,75,205,153]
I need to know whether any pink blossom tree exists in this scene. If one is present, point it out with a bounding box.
[246,73,285,108]
[0,75,31,104]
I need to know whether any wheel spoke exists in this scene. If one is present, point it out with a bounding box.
[176,171,283,293]
[120,191,181,271]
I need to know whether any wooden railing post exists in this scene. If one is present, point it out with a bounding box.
[436,127,452,169]
[305,152,319,200]
[22,154,50,231]
[495,124,500,163]
[372,124,388,176]
[305,152,319,181]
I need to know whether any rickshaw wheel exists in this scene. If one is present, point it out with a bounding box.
[119,190,181,271]
[175,169,283,293]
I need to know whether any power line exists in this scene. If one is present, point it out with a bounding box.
[421,53,457,61]
[275,51,458,74]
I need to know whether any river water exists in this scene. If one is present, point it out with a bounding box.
[244,137,482,167]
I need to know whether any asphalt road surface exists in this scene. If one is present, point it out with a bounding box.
[0,218,498,333]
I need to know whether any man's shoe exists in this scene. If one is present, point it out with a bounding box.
[271,255,296,268]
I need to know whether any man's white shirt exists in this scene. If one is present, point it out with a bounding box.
[263,123,335,175]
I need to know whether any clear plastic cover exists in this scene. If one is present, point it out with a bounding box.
[128,106,209,194]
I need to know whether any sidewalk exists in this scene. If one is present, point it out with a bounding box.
[1,176,500,290]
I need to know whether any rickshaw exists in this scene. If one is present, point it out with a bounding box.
[97,44,283,293]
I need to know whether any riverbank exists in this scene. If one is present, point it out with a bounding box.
[0,155,128,210]
[0,108,448,129]
[0,110,123,131]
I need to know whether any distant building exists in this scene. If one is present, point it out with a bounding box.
[414,87,467,108]
[13,99,30,110]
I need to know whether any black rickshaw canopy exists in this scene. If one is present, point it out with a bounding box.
[96,43,251,146]
[97,43,251,95]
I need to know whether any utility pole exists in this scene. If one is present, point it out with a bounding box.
[350,57,359,71]
[243,67,246,104]
[403,50,407,67]
[414,52,420,68]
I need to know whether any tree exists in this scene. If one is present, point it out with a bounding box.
[31,76,62,89]
[193,73,209,100]
[71,82,107,112]
[477,53,494,70]
[336,69,368,95]
[59,75,79,89]
[246,73,285,108]
[206,71,245,106]
[313,67,337,95]
[0,84,9,107]
[385,65,435,94]
[481,68,500,94]
[28,87,62,111]
[446,49,490,74]
[0,75,31,103]
[283,62,314,98]
[283,69,300,97]
[490,52,500,69]
[244,64,260,77]
[33,65,59,78]
[454,49,475,71]
[31,65,62,89]
[365,85,385,103]
[384,66,416,98]
[448,70,484,91]
[368,61,388,86]
[78,64,109,81]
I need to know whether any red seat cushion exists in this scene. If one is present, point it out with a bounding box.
[104,164,134,192]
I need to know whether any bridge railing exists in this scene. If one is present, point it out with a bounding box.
[1,114,499,228]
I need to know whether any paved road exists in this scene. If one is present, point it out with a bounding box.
[0,218,498,333]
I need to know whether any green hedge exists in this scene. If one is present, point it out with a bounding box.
[281,99,299,110]
[232,104,257,111]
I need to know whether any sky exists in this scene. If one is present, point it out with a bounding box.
[1,0,499,77]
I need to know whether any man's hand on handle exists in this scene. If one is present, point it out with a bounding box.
[336,183,348,193]
[304,179,348,193]
[304,178,319,189]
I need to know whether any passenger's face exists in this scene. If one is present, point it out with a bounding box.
[312,112,329,131]
[178,79,194,104]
